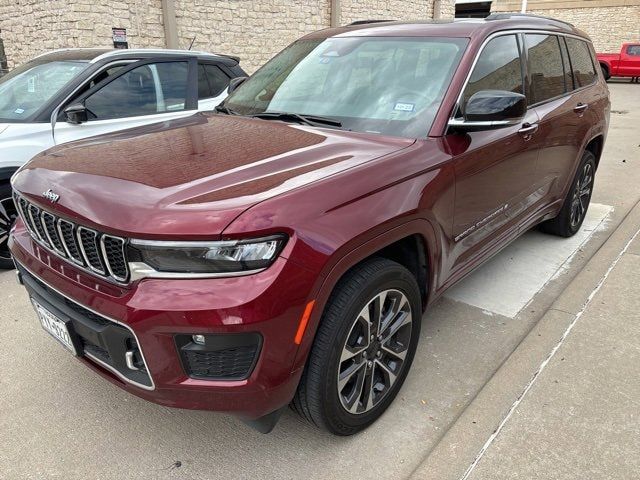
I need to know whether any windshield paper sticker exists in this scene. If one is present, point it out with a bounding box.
[14,108,25,115]
[394,102,415,112]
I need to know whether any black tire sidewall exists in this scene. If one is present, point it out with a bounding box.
[565,151,596,236]
[316,262,422,435]
[0,182,16,268]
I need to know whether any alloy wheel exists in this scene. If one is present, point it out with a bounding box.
[0,196,18,260]
[337,289,413,415]
[570,162,593,229]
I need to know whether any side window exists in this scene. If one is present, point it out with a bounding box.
[565,38,597,88]
[463,34,523,107]
[204,65,230,96]
[197,64,211,99]
[526,34,566,104]
[197,63,230,99]
[627,45,640,56]
[84,61,188,120]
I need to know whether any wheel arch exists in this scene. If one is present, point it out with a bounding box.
[584,135,605,170]
[291,219,440,373]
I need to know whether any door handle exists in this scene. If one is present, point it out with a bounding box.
[574,103,589,114]
[518,123,539,137]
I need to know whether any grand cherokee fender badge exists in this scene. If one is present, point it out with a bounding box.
[42,189,60,203]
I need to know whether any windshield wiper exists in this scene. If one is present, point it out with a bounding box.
[249,111,342,128]
[214,104,240,115]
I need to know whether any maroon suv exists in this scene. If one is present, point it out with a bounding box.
[9,14,609,435]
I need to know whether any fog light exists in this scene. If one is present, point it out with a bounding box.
[192,334,206,345]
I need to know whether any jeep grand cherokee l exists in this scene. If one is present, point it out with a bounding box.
[9,15,609,435]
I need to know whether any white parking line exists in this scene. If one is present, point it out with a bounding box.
[445,203,613,318]
[458,223,640,480]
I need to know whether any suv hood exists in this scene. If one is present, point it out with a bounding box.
[13,114,414,238]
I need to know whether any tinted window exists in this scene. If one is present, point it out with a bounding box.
[197,64,211,98]
[463,34,523,106]
[565,38,597,88]
[526,34,566,104]
[559,37,574,91]
[85,61,188,120]
[204,65,229,96]
[627,45,640,56]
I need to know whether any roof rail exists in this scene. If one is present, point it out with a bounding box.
[485,13,575,28]
[348,19,395,26]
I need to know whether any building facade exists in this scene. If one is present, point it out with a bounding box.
[0,0,455,74]
[491,0,640,53]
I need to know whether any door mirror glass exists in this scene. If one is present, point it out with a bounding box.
[227,76,248,94]
[64,103,88,124]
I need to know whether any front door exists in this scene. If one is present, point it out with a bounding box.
[53,59,198,146]
[446,33,540,276]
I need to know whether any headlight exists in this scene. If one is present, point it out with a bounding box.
[128,235,287,275]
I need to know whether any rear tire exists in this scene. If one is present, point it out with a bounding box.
[0,182,18,269]
[600,64,610,81]
[292,257,422,435]
[539,151,596,238]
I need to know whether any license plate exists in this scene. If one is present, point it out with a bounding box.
[32,299,78,355]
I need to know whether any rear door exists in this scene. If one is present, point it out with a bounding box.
[618,44,640,76]
[532,35,599,204]
[53,58,198,146]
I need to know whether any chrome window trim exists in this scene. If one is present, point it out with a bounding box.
[448,29,597,129]
[14,259,155,391]
[76,226,106,275]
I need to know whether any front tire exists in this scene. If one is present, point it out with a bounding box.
[292,258,422,435]
[539,151,596,238]
[0,182,18,269]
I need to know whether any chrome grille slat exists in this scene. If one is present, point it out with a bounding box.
[14,195,129,284]
[28,204,50,247]
[77,226,106,275]
[41,211,66,257]
[57,220,84,265]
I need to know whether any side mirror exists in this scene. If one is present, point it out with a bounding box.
[227,76,248,94]
[449,90,527,131]
[64,103,88,124]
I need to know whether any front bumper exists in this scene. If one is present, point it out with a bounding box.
[10,226,317,419]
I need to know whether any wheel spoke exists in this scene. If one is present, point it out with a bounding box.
[338,358,366,392]
[381,310,411,342]
[361,364,377,411]
[375,358,398,386]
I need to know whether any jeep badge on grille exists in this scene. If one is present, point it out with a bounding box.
[43,189,60,203]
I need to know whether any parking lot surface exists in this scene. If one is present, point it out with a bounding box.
[1,81,639,480]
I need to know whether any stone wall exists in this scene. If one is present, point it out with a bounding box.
[0,0,453,74]
[491,1,640,54]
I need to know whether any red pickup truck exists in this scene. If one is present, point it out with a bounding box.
[597,43,640,82]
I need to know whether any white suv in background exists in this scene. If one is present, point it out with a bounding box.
[0,48,247,267]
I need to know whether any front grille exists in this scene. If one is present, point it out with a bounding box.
[15,194,130,283]
[183,346,259,379]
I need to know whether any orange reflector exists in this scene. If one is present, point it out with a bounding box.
[294,300,316,345]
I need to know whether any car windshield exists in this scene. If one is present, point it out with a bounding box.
[224,37,468,138]
[0,60,89,122]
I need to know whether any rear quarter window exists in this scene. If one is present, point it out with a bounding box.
[565,38,597,88]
